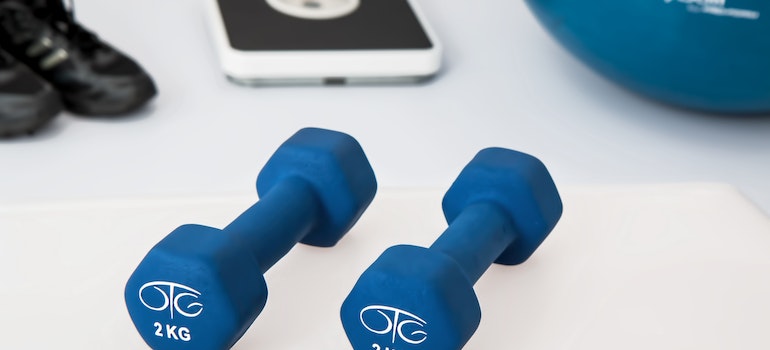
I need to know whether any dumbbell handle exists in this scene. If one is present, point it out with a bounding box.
[224,176,322,273]
[429,202,516,285]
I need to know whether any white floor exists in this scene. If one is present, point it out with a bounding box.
[1,0,769,215]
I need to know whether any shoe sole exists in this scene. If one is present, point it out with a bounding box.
[63,73,158,117]
[0,88,63,138]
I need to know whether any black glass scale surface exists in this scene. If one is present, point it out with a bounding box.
[218,0,434,51]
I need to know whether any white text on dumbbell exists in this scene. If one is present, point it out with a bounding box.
[139,281,202,342]
[139,281,204,319]
[153,322,191,341]
[360,305,428,347]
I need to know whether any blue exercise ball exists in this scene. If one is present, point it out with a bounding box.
[525,0,770,113]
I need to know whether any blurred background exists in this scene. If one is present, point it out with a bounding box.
[1,0,769,213]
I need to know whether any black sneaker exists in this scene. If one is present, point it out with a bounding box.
[0,46,61,137]
[0,0,156,116]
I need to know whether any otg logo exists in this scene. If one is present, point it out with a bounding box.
[360,305,428,345]
[139,281,203,319]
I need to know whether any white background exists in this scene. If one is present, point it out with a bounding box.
[1,0,769,212]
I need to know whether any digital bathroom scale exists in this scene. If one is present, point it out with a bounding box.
[206,0,443,85]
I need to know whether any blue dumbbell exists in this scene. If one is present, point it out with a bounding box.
[125,128,377,349]
[341,148,562,350]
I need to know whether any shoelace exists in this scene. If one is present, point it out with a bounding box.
[0,3,44,44]
[36,0,103,55]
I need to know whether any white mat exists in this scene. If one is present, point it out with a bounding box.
[0,184,768,349]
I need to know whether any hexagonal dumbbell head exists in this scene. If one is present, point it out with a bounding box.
[341,147,562,350]
[257,127,378,247]
[125,128,376,350]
